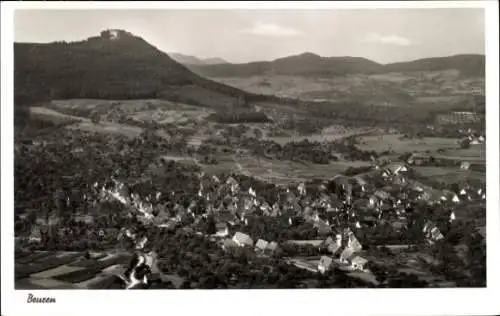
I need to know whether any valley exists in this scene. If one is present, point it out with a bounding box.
[13,29,486,290]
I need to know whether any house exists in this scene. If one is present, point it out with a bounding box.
[340,247,355,264]
[287,240,324,247]
[441,190,460,203]
[157,220,177,232]
[266,241,280,255]
[328,243,342,255]
[460,161,471,170]
[351,256,369,271]
[326,234,343,255]
[350,176,368,194]
[374,190,391,201]
[347,234,363,253]
[255,239,269,253]
[260,202,272,215]
[214,223,229,237]
[135,236,148,250]
[449,211,456,222]
[422,221,444,243]
[392,220,408,231]
[232,232,253,247]
[297,182,307,196]
[217,211,237,224]
[316,220,332,236]
[407,153,430,166]
[318,256,334,274]
[271,203,281,217]
[384,162,408,175]
[29,226,42,243]
[222,238,239,251]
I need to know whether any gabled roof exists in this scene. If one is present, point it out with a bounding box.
[319,256,333,267]
[223,238,239,250]
[384,162,408,175]
[340,247,355,261]
[232,232,253,246]
[324,236,334,246]
[216,222,228,230]
[255,239,269,250]
[408,152,430,160]
[374,190,390,200]
[348,234,363,252]
[327,243,342,255]
[351,256,368,266]
[267,241,279,252]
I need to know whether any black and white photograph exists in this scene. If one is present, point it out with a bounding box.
[1,1,499,316]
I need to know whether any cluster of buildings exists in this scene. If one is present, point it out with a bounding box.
[21,156,486,285]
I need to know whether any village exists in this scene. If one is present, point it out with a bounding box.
[14,126,486,288]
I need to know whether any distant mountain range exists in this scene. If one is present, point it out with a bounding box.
[14,29,485,109]
[14,29,248,107]
[186,52,485,78]
[169,53,229,66]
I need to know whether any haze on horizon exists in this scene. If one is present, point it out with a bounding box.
[14,9,485,64]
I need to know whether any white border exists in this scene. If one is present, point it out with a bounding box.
[1,2,499,316]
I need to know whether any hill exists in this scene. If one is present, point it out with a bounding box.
[187,53,485,78]
[169,53,229,66]
[14,29,246,107]
[384,54,485,77]
[188,52,385,78]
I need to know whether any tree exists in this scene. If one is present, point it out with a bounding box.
[460,139,471,149]
[205,215,217,235]
[254,128,263,140]
[91,113,100,125]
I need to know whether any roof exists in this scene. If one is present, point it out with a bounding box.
[324,236,334,246]
[408,152,429,159]
[223,238,239,249]
[327,243,341,254]
[232,232,253,246]
[384,162,408,174]
[255,239,269,250]
[374,190,390,200]
[216,222,228,230]
[287,240,324,247]
[351,256,368,266]
[267,241,279,252]
[319,256,333,267]
[348,234,363,252]
[340,247,355,260]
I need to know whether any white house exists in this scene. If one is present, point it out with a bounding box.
[222,238,239,251]
[266,241,280,255]
[232,232,253,247]
[340,247,355,264]
[318,256,334,274]
[449,211,456,223]
[351,256,369,271]
[347,234,363,253]
[29,226,42,243]
[255,239,269,253]
[214,223,229,237]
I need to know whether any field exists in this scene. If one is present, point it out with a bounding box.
[203,156,371,185]
[357,134,461,154]
[26,99,486,189]
[66,121,144,138]
[208,70,484,107]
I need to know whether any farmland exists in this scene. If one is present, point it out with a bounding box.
[205,70,484,107]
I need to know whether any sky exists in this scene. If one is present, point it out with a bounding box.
[14,9,485,64]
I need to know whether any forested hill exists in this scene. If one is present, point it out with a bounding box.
[14,29,249,107]
[187,53,485,78]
